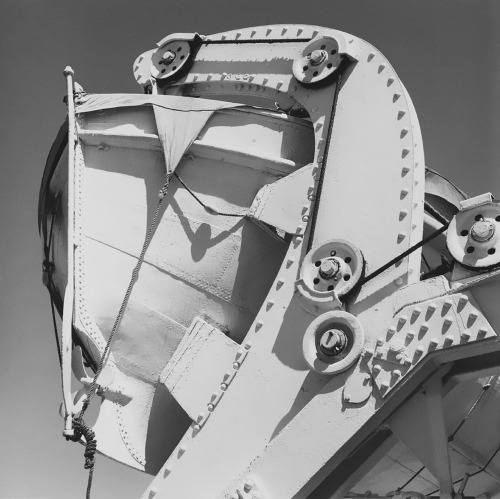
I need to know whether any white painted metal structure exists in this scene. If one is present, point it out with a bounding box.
[39,25,500,498]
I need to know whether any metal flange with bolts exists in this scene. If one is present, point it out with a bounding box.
[296,238,364,310]
[447,193,500,268]
[303,310,365,375]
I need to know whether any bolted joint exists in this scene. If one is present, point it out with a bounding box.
[319,329,348,356]
[161,50,176,65]
[308,49,328,66]
[470,220,495,242]
[319,258,340,279]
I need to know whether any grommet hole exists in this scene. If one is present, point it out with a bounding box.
[314,260,321,267]
[496,216,500,222]
[313,278,320,285]
[461,229,469,236]
[331,49,337,55]
[467,246,475,254]
[327,285,334,291]
[313,71,319,77]
[327,63,333,69]
[488,248,496,255]
[303,65,308,71]
[344,256,352,263]
[321,44,326,49]
[343,274,351,281]
[475,214,483,221]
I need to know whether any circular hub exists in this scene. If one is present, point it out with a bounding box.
[303,311,364,375]
[293,36,342,84]
[447,201,500,268]
[151,40,191,81]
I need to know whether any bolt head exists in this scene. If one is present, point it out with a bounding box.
[319,258,339,279]
[161,50,176,64]
[470,220,495,242]
[309,49,328,66]
[319,329,348,356]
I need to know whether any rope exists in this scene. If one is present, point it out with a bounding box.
[79,173,172,417]
[66,417,97,499]
[307,56,351,252]
[173,171,245,218]
[69,173,172,499]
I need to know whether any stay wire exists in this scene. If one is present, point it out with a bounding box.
[307,57,351,252]
[426,441,500,496]
[359,222,449,287]
[173,171,244,217]
[49,291,63,367]
[412,377,497,496]
[397,465,426,492]
[449,376,495,442]
[44,207,63,367]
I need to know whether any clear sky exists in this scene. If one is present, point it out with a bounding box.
[1,1,500,498]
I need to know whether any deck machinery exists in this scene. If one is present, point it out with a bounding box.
[39,25,500,498]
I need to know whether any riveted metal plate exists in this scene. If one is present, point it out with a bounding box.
[368,292,497,397]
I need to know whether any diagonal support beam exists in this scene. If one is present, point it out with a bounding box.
[424,377,454,497]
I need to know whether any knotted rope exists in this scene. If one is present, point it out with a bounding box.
[69,174,173,498]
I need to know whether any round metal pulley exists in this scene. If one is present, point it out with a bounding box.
[447,202,500,268]
[296,239,363,308]
[293,36,343,84]
[303,311,364,375]
[151,39,191,81]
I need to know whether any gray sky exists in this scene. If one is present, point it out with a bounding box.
[1,1,500,498]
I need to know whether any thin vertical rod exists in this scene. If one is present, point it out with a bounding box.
[61,66,76,437]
